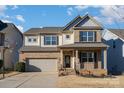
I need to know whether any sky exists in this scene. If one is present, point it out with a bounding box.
[0,5,124,32]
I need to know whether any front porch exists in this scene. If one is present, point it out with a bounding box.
[58,43,108,76]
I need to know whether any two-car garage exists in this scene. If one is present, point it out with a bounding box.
[26,59,58,72]
[20,47,60,72]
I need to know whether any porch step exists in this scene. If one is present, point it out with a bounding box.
[65,69,76,75]
[59,69,76,76]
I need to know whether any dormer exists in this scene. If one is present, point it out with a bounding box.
[74,14,103,30]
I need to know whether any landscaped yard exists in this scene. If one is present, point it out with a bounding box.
[57,75,124,88]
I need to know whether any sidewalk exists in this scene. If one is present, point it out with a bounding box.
[0,71,21,79]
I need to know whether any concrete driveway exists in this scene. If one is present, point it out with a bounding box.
[0,72,58,88]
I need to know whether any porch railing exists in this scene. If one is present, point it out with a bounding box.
[75,63,80,71]
[75,62,102,72]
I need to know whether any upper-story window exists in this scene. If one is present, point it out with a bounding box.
[28,37,37,43]
[80,31,95,42]
[66,35,70,39]
[44,35,58,45]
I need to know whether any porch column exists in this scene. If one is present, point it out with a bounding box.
[97,50,102,69]
[60,49,63,69]
[75,50,80,70]
[0,47,3,60]
[103,49,107,69]
[72,50,75,69]
[76,50,79,64]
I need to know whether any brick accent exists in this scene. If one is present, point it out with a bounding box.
[19,52,60,62]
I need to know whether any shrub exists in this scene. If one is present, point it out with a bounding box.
[0,60,3,69]
[15,62,25,72]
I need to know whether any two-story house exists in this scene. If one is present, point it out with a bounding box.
[20,14,108,75]
[0,20,23,69]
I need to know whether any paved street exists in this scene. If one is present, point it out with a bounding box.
[0,72,58,88]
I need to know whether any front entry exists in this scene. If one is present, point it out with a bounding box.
[64,55,71,68]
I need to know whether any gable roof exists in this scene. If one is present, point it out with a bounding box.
[24,27,63,35]
[24,14,104,35]
[63,15,82,31]
[74,14,103,29]
[0,22,23,38]
[109,29,124,40]
[0,21,23,40]
[0,20,7,31]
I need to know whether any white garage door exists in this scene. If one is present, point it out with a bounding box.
[26,59,58,72]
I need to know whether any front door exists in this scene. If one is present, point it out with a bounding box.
[64,55,71,68]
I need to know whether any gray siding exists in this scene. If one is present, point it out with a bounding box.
[2,24,23,69]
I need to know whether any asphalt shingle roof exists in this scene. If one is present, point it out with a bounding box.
[58,42,108,48]
[0,20,23,38]
[24,27,63,35]
[109,29,124,40]
[20,46,59,52]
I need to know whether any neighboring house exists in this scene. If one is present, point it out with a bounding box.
[102,29,124,75]
[0,21,23,69]
[0,32,4,60]
[20,14,108,75]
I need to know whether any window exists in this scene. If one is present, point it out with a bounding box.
[28,37,37,43]
[80,31,95,42]
[33,38,37,42]
[28,38,32,42]
[113,41,116,48]
[66,35,70,39]
[44,35,58,45]
[81,52,94,62]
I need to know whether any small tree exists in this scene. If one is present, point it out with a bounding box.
[0,60,3,69]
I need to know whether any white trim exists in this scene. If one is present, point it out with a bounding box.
[80,52,94,62]
[105,29,124,42]
[80,31,95,42]
[122,44,124,57]
[44,35,58,45]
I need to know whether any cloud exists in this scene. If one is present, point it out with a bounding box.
[40,26,43,28]
[94,16,113,25]
[75,5,89,11]
[5,15,10,18]
[100,6,124,23]
[93,6,124,24]
[16,15,25,22]
[16,25,24,32]
[11,5,18,10]
[67,7,73,16]
[74,5,102,11]
[74,5,124,24]
[1,19,12,23]
[0,5,7,16]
